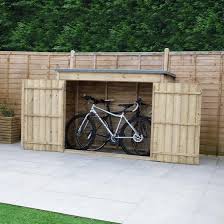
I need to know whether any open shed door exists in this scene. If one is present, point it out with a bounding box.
[21,80,66,152]
[151,83,201,164]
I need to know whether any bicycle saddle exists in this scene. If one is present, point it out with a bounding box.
[83,95,114,105]
[118,103,134,109]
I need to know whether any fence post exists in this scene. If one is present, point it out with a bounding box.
[70,50,75,68]
[163,48,170,71]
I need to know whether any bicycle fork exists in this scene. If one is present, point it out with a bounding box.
[77,113,92,139]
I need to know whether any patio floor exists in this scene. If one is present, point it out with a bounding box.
[0,143,223,224]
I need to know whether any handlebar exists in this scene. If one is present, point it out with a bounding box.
[124,98,146,112]
[82,94,112,105]
[136,98,146,106]
[132,102,139,112]
[83,95,146,112]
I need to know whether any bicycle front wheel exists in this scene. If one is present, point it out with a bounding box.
[65,114,96,150]
[119,116,151,156]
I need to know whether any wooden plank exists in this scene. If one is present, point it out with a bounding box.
[39,80,46,149]
[58,72,164,83]
[25,80,33,149]
[151,83,201,164]
[172,84,181,163]
[58,80,66,150]
[96,56,117,61]
[51,80,58,150]
[166,83,174,161]
[33,80,40,150]
[45,80,52,151]
[9,55,28,64]
[9,63,27,69]
[187,84,197,164]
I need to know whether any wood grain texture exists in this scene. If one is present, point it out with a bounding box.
[21,79,66,152]
[151,83,201,164]
[0,51,223,155]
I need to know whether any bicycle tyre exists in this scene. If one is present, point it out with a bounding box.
[66,114,109,151]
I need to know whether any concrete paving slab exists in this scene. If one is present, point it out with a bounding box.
[0,143,224,224]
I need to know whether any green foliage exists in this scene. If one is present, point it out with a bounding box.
[0,104,14,117]
[1,0,224,52]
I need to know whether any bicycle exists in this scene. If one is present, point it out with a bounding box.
[66,97,115,151]
[65,95,151,156]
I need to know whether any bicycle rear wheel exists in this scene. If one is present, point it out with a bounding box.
[119,116,151,156]
[66,114,109,151]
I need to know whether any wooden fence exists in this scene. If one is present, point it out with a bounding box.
[0,51,223,155]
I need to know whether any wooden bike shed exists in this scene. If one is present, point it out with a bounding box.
[21,69,201,165]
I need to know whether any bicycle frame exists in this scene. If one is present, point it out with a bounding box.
[78,104,140,140]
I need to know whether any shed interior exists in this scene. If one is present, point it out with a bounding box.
[66,80,153,155]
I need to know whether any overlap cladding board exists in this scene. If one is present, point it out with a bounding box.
[21,79,66,152]
[151,83,201,164]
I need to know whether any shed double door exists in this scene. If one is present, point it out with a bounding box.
[21,80,66,152]
[21,80,201,164]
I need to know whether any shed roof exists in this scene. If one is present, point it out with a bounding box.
[55,68,176,78]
